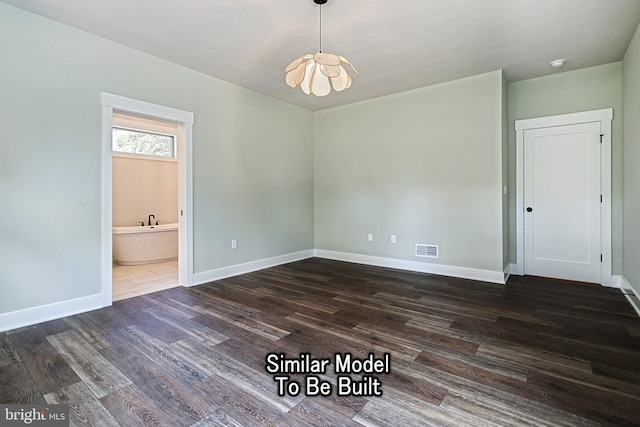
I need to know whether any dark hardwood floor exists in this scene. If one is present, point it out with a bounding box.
[2,258,640,426]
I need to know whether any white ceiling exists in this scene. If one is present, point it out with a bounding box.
[4,0,640,111]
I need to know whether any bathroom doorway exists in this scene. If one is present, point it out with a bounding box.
[111,113,180,300]
[100,93,194,306]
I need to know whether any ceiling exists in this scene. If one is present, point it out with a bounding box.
[4,0,640,111]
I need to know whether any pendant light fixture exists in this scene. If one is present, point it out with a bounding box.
[285,0,358,96]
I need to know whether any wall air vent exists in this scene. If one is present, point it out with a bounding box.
[416,244,438,258]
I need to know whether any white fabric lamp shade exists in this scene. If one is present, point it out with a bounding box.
[286,52,358,96]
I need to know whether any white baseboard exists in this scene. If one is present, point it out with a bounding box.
[0,250,314,333]
[620,276,633,291]
[191,249,315,286]
[0,294,104,333]
[619,276,640,318]
[19,250,635,333]
[503,264,511,283]
[609,275,624,289]
[314,249,506,284]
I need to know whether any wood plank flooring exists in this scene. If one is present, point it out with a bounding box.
[2,258,640,426]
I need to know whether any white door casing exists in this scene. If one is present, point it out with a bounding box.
[523,122,601,283]
[100,93,194,306]
[515,109,612,286]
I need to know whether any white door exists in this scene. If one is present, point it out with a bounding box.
[523,122,601,283]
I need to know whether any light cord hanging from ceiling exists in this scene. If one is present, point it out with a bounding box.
[285,0,358,96]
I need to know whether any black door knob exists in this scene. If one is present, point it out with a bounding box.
[526,207,533,212]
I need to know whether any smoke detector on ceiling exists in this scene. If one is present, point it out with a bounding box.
[550,59,565,69]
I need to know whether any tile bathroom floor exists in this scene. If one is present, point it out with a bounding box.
[112,259,178,301]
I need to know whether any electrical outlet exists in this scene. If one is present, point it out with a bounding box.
[231,239,237,249]
[368,233,373,242]
[391,235,397,244]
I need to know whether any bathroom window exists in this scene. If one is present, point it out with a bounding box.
[112,127,176,158]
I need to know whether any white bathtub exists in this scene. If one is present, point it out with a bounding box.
[112,223,178,265]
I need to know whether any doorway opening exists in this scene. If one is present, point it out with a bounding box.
[100,93,194,306]
[111,113,180,300]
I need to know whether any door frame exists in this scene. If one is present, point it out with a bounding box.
[100,93,194,306]
[514,108,612,285]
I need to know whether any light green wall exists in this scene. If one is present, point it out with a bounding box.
[314,71,505,273]
[0,3,314,314]
[1,1,634,320]
[623,22,640,293]
[507,63,624,273]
